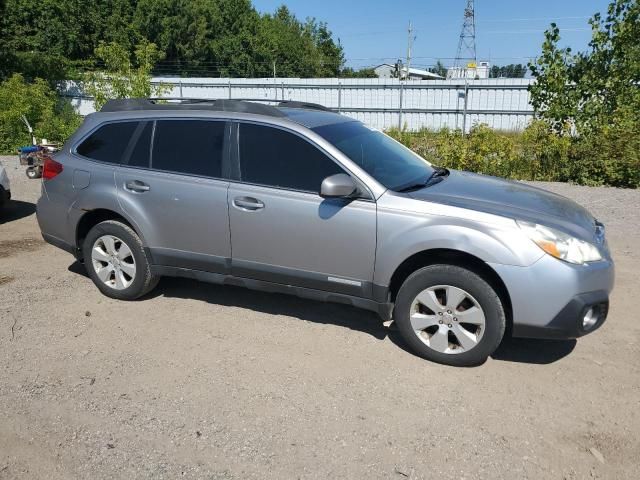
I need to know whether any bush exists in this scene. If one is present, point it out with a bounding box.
[570,106,640,188]
[525,0,640,188]
[0,74,81,153]
[387,120,637,188]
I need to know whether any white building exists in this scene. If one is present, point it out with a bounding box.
[447,61,491,80]
[374,64,443,80]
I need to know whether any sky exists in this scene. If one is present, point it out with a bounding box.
[252,0,611,70]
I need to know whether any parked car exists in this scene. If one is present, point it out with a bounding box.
[36,99,614,366]
[0,160,11,211]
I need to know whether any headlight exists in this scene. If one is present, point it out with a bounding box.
[517,220,602,264]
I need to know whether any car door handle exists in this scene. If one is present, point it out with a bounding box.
[233,196,265,211]
[124,180,150,193]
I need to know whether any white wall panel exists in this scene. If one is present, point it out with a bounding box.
[65,77,535,132]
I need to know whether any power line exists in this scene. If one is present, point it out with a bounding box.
[484,28,590,34]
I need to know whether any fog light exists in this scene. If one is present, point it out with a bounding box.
[582,307,599,331]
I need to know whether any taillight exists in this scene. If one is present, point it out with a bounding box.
[42,156,63,180]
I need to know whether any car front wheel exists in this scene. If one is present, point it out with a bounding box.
[394,264,505,366]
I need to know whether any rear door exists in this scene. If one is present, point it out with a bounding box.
[116,119,232,273]
[227,122,377,298]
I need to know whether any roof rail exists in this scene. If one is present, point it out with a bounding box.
[100,98,287,117]
[278,100,334,112]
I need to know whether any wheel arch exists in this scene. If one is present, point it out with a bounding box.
[388,248,513,331]
[75,209,145,260]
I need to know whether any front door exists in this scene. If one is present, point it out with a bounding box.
[228,122,377,298]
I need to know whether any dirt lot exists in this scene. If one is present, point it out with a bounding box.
[1,154,639,480]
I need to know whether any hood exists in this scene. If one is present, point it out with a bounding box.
[408,170,600,243]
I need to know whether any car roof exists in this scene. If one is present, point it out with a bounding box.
[278,107,353,129]
[97,98,355,129]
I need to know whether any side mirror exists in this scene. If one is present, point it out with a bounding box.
[320,173,358,199]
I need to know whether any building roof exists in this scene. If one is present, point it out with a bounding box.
[374,64,443,80]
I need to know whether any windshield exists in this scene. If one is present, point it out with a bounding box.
[313,122,434,191]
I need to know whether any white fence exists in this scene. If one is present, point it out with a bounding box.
[66,77,535,132]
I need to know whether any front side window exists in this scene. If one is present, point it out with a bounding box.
[152,120,226,178]
[239,123,344,192]
[313,121,435,191]
[76,121,140,163]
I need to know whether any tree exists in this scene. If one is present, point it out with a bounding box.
[308,20,344,77]
[490,64,527,78]
[84,41,170,110]
[0,0,346,80]
[530,0,640,134]
[0,73,81,152]
[529,0,640,187]
[0,0,135,82]
[429,60,448,78]
[253,6,344,78]
[340,67,377,78]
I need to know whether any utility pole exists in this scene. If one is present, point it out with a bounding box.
[405,21,415,81]
[273,60,277,81]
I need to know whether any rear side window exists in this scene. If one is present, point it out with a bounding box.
[76,122,139,163]
[239,123,343,192]
[152,120,226,178]
[124,121,153,168]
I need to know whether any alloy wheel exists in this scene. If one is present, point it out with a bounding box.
[91,235,137,290]
[409,285,486,354]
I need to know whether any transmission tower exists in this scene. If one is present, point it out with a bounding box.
[453,0,477,69]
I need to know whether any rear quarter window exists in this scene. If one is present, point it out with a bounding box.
[76,122,140,163]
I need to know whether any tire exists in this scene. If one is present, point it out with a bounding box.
[394,264,505,366]
[82,220,159,300]
[26,167,39,179]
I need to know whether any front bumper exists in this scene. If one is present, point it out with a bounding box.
[490,254,614,340]
[511,290,609,339]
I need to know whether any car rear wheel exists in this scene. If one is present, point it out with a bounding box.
[394,264,505,366]
[83,220,159,300]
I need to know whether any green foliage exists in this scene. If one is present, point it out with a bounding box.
[339,67,377,78]
[387,120,637,189]
[0,0,135,82]
[0,74,81,153]
[0,0,346,81]
[489,64,527,78]
[251,6,344,77]
[84,41,171,111]
[528,0,639,187]
[528,24,579,133]
[569,106,640,187]
[428,60,448,78]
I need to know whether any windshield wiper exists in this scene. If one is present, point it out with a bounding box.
[396,167,450,192]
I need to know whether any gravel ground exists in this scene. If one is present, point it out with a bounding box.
[1,155,639,480]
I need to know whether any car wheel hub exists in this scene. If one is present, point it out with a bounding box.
[409,284,486,355]
[91,235,136,290]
